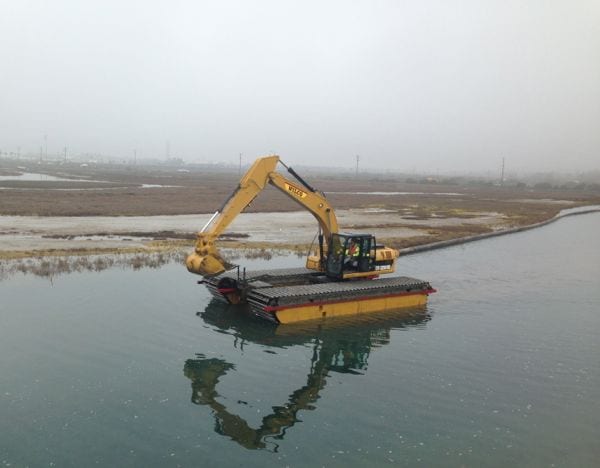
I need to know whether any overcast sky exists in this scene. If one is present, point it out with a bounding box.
[1,0,599,173]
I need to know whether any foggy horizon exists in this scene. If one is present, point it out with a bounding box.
[1,1,599,174]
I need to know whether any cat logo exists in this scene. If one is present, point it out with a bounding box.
[284,182,307,199]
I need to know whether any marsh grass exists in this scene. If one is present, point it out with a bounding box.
[0,251,187,281]
[0,246,301,281]
[1,161,598,217]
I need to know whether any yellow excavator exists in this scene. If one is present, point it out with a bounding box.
[186,155,398,280]
[186,155,434,324]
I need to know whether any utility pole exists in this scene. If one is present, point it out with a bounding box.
[44,134,48,161]
[166,140,170,160]
[355,155,360,177]
[239,153,242,175]
[63,147,67,162]
[501,157,505,186]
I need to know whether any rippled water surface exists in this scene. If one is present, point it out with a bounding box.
[1,214,599,467]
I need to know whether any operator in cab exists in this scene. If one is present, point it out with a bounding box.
[345,238,361,270]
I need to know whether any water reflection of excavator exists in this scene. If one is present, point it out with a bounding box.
[186,155,435,324]
[184,301,431,451]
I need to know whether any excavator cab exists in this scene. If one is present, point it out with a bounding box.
[325,233,376,280]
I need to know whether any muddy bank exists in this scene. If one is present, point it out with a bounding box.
[1,205,598,261]
[0,208,508,256]
[399,206,600,255]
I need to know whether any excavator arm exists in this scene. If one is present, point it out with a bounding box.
[186,155,339,277]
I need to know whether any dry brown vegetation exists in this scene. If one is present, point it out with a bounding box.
[0,246,303,279]
[1,161,599,217]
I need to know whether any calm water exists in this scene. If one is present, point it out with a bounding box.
[1,214,599,467]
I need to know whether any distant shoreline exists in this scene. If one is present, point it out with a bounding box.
[399,206,600,256]
[1,206,599,262]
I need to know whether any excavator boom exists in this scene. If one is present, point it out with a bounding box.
[186,155,338,277]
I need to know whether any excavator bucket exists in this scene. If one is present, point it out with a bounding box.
[186,252,234,277]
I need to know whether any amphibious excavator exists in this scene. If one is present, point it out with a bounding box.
[186,155,434,323]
